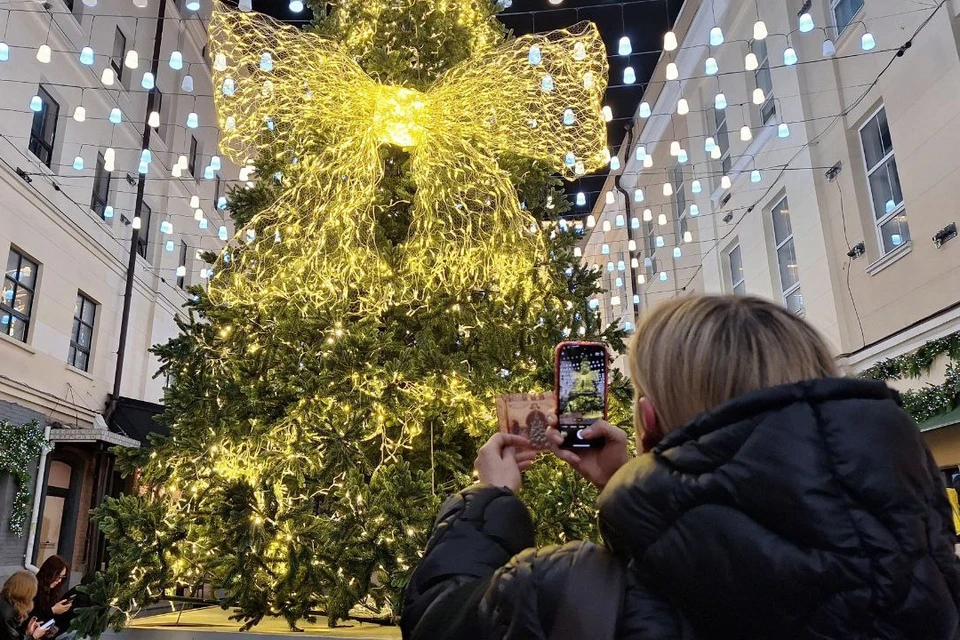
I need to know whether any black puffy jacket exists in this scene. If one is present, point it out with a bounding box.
[402,378,960,639]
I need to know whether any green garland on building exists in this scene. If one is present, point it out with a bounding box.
[0,419,49,537]
[860,331,960,425]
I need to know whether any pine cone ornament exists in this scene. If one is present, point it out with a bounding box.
[527,410,548,449]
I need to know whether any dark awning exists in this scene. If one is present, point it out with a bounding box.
[110,396,168,446]
[919,405,960,433]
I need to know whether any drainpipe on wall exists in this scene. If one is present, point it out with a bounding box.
[24,426,52,572]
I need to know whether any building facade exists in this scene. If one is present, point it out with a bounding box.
[0,0,234,581]
[582,0,960,461]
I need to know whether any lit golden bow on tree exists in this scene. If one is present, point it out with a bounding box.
[208,2,609,313]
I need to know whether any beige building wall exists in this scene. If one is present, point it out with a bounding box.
[581,0,960,395]
[0,0,235,426]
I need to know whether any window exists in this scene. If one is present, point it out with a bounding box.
[68,293,96,372]
[714,105,731,176]
[673,164,687,246]
[28,86,59,167]
[188,135,199,177]
[90,152,111,219]
[754,39,776,124]
[727,244,746,295]
[859,106,909,255]
[771,197,803,314]
[2,248,39,342]
[832,0,864,34]
[111,28,126,84]
[177,240,188,289]
[137,201,153,260]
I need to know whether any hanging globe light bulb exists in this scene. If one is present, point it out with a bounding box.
[658,213,668,225]
[677,98,690,115]
[823,39,837,57]
[618,36,632,56]
[610,156,621,171]
[176,266,186,277]
[576,192,586,206]
[670,140,681,156]
[605,191,615,205]
[104,148,115,171]
[711,146,722,159]
[225,116,236,130]
[740,125,753,141]
[623,66,636,84]
[673,246,682,258]
[643,209,653,222]
[289,0,304,11]
[631,218,640,230]
[715,92,727,110]
[636,146,647,161]
[124,50,139,69]
[528,45,542,65]
[634,189,644,202]
[103,206,114,219]
[190,195,200,208]
[678,149,689,163]
[861,33,876,51]
[186,112,199,128]
[753,87,766,105]
[639,102,652,118]
[222,77,235,96]
[684,231,693,243]
[73,106,86,122]
[37,44,51,63]
[29,95,42,112]
[138,160,149,174]
[172,164,182,178]
[799,12,814,33]
[690,204,700,216]
[751,170,762,183]
[664,31,678,51]
[586,214,596,228]
[239,0,252,9]
[218,226,229,240]
[160,221,173,234]
[101,67,115,86]
[259,52,273,72]
[784,47,798,66]
[666,62,679,80]
[663,183,674,197]
[211,155,221,171]
[601,105,613,122]
[753,20,768,41]
[199,219,208,231]
[541,74,555,92]
[563,108,575,126]
[705,57,719,75]
[141,71,155,90]
[214,52,227,72]
[186,0,200,10]
[109,108,122,124]
[204,165,215,180]
[745,52,759,71]
[656,236,665,248]
[0,43,9,62]
[194,208,203,221]
[778,123,791,138]
[148,111,160,128]
[692,180,702,194]
[643,155,654,168]
[79,46,95,66]
[165,240,174,252]
[73,155,84,171]
[710,26,724,47]
[721,175,732,189]
[705,136,717,152]
[182,74,194,92]
[169,50,183,70]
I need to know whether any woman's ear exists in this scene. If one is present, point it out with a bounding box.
[639,397,663,452]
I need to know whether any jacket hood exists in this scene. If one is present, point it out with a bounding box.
[598,377,960,639]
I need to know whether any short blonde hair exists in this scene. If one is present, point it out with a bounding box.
[629,296,838,434]
[1,570,38,622]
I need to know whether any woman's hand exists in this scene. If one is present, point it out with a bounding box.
[52,599,73,615]
[27,618,46,639]
[547,420,630,490]
[474,433,538,494]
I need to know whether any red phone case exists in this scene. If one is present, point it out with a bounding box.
[554,341,609,448]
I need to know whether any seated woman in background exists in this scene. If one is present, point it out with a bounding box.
[1,571,47,640]
[402,295,960,639]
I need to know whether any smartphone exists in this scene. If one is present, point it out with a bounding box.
[554,341,608,449]
[39,619,56,631]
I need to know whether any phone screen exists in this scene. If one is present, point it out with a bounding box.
[40,619,56,631]
[556,342,607,449]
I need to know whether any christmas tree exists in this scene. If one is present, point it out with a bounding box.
[73,0,630,635]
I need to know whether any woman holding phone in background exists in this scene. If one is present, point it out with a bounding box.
[402,295,960,639]
[1,572,49,640]
[29,556,71,638]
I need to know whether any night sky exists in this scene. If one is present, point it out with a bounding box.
[260,0,682,212]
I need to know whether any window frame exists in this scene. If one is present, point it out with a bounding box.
[188,135,199,178]
[90,151,111,219]
[673,163,687,246]
[753,39,777,124]
[28,86,59,168]
[137,201,153,260]
[858,105,909,256]
[2,248,39,343]
[770,196,803,314]
[714,105,731,176]
[152,87,164,135]
[831,0,865,36]
[68,292,97,372]
[726,243,746,295]
[111,27,126,85]
[214,174,222,209]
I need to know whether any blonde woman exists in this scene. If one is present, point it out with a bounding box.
[1,571,48,640]
[403,296,960,639]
